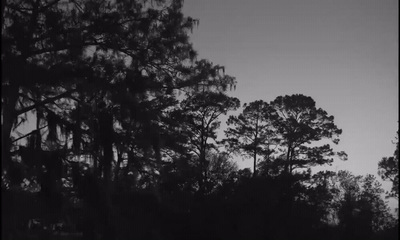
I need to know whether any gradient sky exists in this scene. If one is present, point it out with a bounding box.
[182,0,398,198]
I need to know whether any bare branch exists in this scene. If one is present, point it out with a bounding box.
[15,89,76,116]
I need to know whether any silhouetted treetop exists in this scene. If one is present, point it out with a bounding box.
[269,94,346,174]
[224,100,278,176]
[378,131,399,199]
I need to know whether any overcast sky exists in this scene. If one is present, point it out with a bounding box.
[182,0,398,191]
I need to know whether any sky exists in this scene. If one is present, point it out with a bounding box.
[182,0,398,204]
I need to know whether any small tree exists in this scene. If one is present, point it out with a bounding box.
[269,94,346,175]
[205,151,238,194]
[333,171,396,237]
[224,100,278,176]
[179,91,240,195]
[378,131,399,199]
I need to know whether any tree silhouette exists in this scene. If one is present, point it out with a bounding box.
[2,0,198,169]
[269,94,346,175]
[179,91,240,195]
[2,1,397,239]
[224,100,278,177]
[2,0,205,238]
[378,131,399,199]
[305,170,396,240]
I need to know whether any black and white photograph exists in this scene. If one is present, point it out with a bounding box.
[1,0,398,239]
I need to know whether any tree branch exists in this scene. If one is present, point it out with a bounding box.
[15,89,76,116]
[12,125,48,143]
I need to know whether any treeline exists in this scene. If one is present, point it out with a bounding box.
[1,0,398,240]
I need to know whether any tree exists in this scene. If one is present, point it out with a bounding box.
[2,0,202,200]
[178,91,240,195]
[224,100,278,177]
[332,171,396,239]
[206,151,238,193]
[1,0,210,238]
[306,170,339,225]
[378,131,399,199]
[2,0,198,170]
[269,94,346,175]
[160,59,240,196]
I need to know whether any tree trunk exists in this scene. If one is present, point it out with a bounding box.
[98,110,115,239]
[1,84,19,170]
[285,145,291,175]
[289,147,295,175]
[35,92,43,150]
[198,148,205,196]
[97,107,113,189]
[1,0,6,27]
[197,133,207,196]
[289,147,295,176]
[102,127,113,193]
[113,149,123,182]
[253,149,257,177]
[253,121,259,177]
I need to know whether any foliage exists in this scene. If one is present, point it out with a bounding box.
[269,94,346,175]
[328,171,397,236]
[178,90,240,194]
[1,1,396,239]
[378,131,399,199]
[224,100,278,176]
